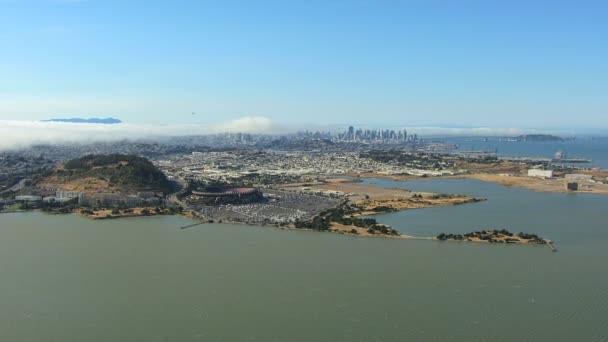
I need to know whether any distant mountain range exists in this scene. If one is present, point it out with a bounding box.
[43,118,122,124]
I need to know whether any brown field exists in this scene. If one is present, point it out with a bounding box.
[78,207,168,219]
[279,177,481,211]
[356,195,481,216]
[350,170,608,195]
[462,174,608,194]
[453,160,527,175]
[36,176,111,193]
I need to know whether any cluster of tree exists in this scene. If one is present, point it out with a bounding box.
[64,154,142,169]
[477,156,500,164]
[429,194,451,200]
[39,198,78,214]
[516,232,545,243]
[366,225,399,235]
[0,175,23,192]
[294,202,400,236]
[0,190,17,199]
[371,206,394,212]
[187,179,230,191]
[294,215,331,231]
[437,229,546,244]
[83,205,184,217]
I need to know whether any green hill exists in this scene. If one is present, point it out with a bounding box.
[59,154,172,194]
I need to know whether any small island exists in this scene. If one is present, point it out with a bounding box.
[437,229,547,244]
[515,134,564,142]
[437,229,555,250]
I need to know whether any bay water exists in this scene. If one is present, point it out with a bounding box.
[1,177,608,341]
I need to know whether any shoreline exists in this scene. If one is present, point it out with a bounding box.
[6,209,554,249]
[4,175,554,249]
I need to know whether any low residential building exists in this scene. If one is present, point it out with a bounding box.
[56,190,83,199]
[43,196,77,204]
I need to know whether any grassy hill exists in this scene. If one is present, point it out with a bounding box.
[39,154,172,194]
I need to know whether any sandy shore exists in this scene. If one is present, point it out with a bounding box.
[279,177,482,214]
[462,173,608,194]
[328,223,432,240]
[350,172,608,195]
[355,195,482,216]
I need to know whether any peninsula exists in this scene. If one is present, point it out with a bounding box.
[1,144,556,247]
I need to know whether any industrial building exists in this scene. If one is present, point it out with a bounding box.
[527,169,553,178]
[43,196,76,204]
[15,195,42,202]
[80,192,160,207]
[43,190,84,204]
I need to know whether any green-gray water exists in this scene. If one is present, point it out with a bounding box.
[2,179,608,341]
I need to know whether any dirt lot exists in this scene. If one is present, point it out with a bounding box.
[36,176,110,193]
[355,195,481,216]
[278,177,416,199]
[461,174,608,194]
[350,170,608,195]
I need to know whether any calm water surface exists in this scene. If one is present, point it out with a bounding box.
[449,138,608,169]
[1,178,608,341]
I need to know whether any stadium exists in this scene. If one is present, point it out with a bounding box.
[189,186,263,205]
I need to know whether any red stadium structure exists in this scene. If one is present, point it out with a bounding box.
[189,186,263,205]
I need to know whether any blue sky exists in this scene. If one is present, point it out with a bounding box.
[0,0,606,129]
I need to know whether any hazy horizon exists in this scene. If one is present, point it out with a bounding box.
[1,117,607,152]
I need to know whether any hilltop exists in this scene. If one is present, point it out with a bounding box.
[36,154,172,194]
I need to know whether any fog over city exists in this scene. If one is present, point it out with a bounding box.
[0,116,277,150]
[0,116,578,151]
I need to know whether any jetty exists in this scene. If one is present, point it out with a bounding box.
[546,240,558,252]
[180,222,206,229]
